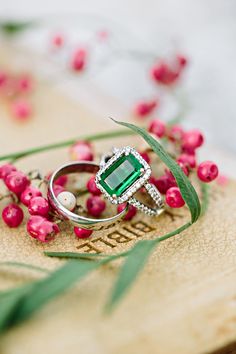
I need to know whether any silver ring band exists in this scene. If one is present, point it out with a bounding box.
[129,182,164,216]
[48,162,129,231]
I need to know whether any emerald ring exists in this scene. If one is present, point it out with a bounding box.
[95,146,164,216]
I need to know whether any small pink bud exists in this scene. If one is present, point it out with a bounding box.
[4,171,30,195]
[182,129,204,152]
[176,54,188,68]
[167,124,184,142]
[27,215,59,243]
[166,187,185,208]
[69,141,93,161]
[28,196,50,217]
[134,100,157,118]
[0,164,17,180]
[197,161,219,183]
[86,195,106,217]
[177,153,196,169]
[148,118,166,138]
[117,203,137,221]
[51,33,65,48]
[11,99,32,121]
[71,49,87,72]
[16,75,33,94]
[87,176,101,195]
[74,227,93,239]
[20,186,42,206]
[2,203,24,228]
[139,151,151,164]
[153,174,177,194]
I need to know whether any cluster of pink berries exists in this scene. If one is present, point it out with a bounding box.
[50,33,88,73]
[0,118,219,243]
[147,118,218,208]
[134,54,187,118]
[0,69,33,121]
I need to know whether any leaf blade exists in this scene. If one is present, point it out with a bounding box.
[106,240,157,312]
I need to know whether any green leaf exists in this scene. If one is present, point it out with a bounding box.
[106,240,157,312]
[0,261,48,273]
[0,21,35,36]
[112,119,201,223]
[0,259,105,332]
[0,286,31,331]
[44,251,129,260]
[0,129,134,162]
[200,183,210,216]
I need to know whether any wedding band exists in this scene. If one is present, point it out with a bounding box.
[95,146,164,216]
[48,162,129,231]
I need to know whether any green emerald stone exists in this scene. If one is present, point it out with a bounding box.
[100,154,143,197]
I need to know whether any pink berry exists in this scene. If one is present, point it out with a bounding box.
[182,129,204,152]
[153,174,176,194]
[53,184,65,197]
[177,54,188,68]
[166,187,185,208]
[151,62,169,83]
[148,119,166,138]
[20,186,42,206]
[87,176,101,195]
[176,161,189,176]
[46,172,68,187]
[167,124,184,142]
[69,141,93,161]
[134,100,157,118]
[28,196,50,216]
[139,151,151,164]
[151,61,179,85]
[71,49,86,72]
[27,215,59,243]
[0,164,17,179]
[51,33,64,48]
[86,195,106,217]
[97,30,109,41]
[197,161,219,183]
[4,171,30,195]
[177,153,196,169]
[74,227,93,239]
[2,203,24,228]
[0,72,8,89]
[16,75,33,94]
[11,99,32,120]
[117,203,137,221]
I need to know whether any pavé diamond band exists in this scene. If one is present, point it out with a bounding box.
[95,146,164,216]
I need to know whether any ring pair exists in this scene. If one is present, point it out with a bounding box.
[48,147,164,231]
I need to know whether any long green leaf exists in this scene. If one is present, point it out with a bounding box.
[0,259,104,331]
[0,261,48,273]
[112,119,201,223]
[106,240,157,312]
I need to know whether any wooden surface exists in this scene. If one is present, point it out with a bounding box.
[1,46,236,354]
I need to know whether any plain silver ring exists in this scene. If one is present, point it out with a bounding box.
[48,161,129,231]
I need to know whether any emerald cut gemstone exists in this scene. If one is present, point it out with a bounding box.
[99,154,143,197]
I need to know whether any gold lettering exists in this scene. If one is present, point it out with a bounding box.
[131,220,155,233]
[77,240,102,254]
[123,226,142,238]
[92,237,116,248]
[107,230,133,243]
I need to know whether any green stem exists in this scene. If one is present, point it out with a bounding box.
[0,129,135,162]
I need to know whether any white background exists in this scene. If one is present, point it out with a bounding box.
[1,0,236,171]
